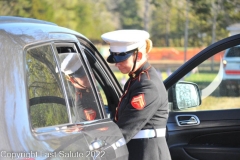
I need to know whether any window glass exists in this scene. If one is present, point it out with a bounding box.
[225,46,240,57]
[175,46,240,111]
[96,82,107,106]
[94,80,110,117]
[55,44,102,122]
[81,47,112,118]
[27,45,69,128]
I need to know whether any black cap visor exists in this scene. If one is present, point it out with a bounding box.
[107,48,138,63]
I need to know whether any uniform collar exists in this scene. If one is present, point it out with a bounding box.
[128,61,151,79]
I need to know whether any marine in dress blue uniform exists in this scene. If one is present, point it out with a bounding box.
[101,30,171,160]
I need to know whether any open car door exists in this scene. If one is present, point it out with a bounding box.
[165,34,240,160]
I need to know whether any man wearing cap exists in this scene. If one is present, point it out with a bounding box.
[101,30,171,160]
[59,53,100,122]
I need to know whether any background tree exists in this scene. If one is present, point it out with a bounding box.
[112,0,143,29]
[1,0,240,47]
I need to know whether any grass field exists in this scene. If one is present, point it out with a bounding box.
[112,71,240,111]
[185,96,240,111]
[113,71,217,83]
[184,73,217,82]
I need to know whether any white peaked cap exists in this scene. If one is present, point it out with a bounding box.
[61,53,81,75]
[101,30,150,52]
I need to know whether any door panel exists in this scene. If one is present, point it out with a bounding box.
[168,111,240,160]
[165,34,240,160]
[82,119,129,160]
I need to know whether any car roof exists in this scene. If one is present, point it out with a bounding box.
[0,16,57,25]
[0,16,88,47]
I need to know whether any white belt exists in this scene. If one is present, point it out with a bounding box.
[132,128,166,139]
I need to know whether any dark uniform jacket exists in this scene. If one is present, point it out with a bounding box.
[74,88,100,122]
[115,62,171,160]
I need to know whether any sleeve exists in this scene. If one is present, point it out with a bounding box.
[116,78,165,143]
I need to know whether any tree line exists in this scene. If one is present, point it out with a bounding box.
[1,0,240,47]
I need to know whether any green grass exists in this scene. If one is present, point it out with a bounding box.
[113,71,218,83]
[114,71,128,81]
[185,96,240,111]
[112,71,240,111]
[184,73,218,82]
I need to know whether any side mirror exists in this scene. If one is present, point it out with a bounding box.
[168,81,201,111]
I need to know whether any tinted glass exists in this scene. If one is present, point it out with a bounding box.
[27,45,69,128]
[226,46,240,57]
[56,45,102,122]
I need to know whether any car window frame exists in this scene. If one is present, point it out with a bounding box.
[25,42,73,130]
[165,34,240,90]
[73,41,108,118]
[53,42,107,120]
[76,37,124,119]
[165,34,240,112]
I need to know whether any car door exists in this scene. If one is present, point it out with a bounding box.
[74,35,129,159]
[165,34,240,160]
[26,33,128,160]
[26,43,92,160]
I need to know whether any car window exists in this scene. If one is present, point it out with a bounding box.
[27,45,69,128]
[172,45,240,111]
[225,46,240,57]
[74,37,123,119]
[54,43,103,122]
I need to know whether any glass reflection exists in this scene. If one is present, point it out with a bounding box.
[27,45,69,128]
[176,83,199,109]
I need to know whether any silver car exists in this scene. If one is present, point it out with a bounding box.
[221,45,240,96]
[1,16,240,160]
[0,16,128,160]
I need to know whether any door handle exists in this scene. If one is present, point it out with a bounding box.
[89,139,105,150]
[175,115,200,126]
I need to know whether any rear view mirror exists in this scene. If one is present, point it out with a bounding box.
[168,81,201,111]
